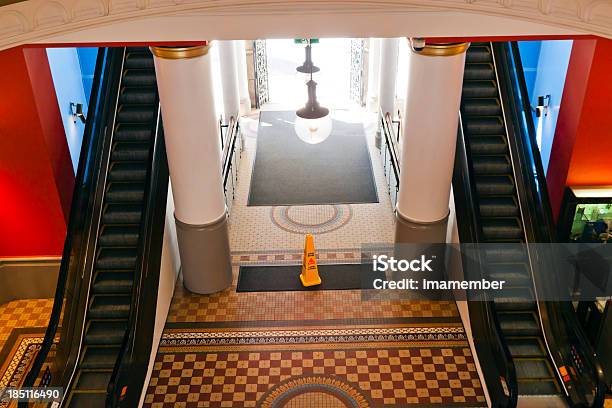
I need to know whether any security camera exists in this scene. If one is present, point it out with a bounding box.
[411,38,426,52]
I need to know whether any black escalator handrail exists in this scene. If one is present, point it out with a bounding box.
[222,116,239,189]
[19,48,120,404]
[107,104,169,407]
[453,114,518,408]
[494,41,606,408]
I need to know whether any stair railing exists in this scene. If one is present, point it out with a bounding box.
[379,108,400,210]
[18,47,123,408]
[494,41,606,408]
[221,116,241,215]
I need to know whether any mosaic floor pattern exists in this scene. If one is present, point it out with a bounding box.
[0,299,52,407]
[145,326,484,407]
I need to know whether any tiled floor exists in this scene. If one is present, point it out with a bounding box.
[229,108,395,253]
[0,298,52,400]
[145,107,486,407]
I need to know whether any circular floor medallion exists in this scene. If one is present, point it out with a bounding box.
[258,376,370,408]
[270,204,353,234]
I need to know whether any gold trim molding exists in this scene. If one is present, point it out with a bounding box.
[412,42,470,57]
[150,45,210,60]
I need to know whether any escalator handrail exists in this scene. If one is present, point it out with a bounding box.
[106,101,170,405]
[495,41,606,408]
[19,48,120,403]
[453,112,518,407]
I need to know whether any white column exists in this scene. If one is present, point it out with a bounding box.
[151,45,231,294]
[218,40,241,123]
[235,40,251,115]
[366,38,381,112]
[378,38,400,117]
[396,41,469,224]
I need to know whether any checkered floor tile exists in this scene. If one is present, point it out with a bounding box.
[145,345,485,407]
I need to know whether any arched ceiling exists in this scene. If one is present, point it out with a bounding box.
[0,0,609,50]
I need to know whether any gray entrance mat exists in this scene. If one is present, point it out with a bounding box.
[247,111,378,206]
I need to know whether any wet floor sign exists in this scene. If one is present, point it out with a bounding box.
[300,234,322,287]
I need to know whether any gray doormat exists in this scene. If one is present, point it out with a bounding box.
[247,111,378,206]
[236,263,383,292]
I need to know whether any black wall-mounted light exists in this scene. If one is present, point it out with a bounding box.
[70,102,86,124]
[534,94,550,118]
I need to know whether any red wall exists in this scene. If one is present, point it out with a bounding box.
[0,47,74,257]
[547,38,612,219]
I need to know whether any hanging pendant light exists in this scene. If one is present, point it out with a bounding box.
[296,43,320,74]
[295,42,331,144]
[296,79,329,120]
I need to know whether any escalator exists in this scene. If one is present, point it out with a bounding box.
[461,42,561,398]
[20,47,169,407]
[67,47,160,406]
[454,42,605,407]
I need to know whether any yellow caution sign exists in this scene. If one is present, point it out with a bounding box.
[300,234,321,287]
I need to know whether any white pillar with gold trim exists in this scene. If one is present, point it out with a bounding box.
[235,40,251,115]
[366,38,381,111]
[378,38,400,117]
[218,40,241,123]
[396,41,469,224]
[151,45,232,294]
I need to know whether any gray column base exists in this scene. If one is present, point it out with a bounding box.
[175,213,232,294]
[394,213,449,301]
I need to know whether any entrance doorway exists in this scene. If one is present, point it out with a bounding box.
[264,38,362,109]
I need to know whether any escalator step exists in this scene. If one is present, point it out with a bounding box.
[478,196,519,217]
[471,156,512,175]
[66,392,107,408]
[462,98,502,116]
[515,358,556,379]
[96,248,137,270]
[475,176,514,196]
[115,124,153,142]
[464,63,496,80]
[483,246,528,263]
[498,312,540,336]
[494,293,536,311]
[93,272,134,294]
[462,81,498,98]
[465,46,492,63]
[108,163,147,182]
[517,379,560,395]
[84,320,128,345]
[102,204,142,225]
[464,117,505,135]
[99,226,140,247]
[106,183,145,203]
[80,346,121,369]
[120,87,157,105]
[124,53,154,69]
[89,295,131,319]
[506,337,546,357]
[122,70,156,87]
[482,218,523,240]
[116,106,156,125]
[74,370,113,391]
[468,135,507,155]
[111,142,151,162]
[488,264,531,285]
